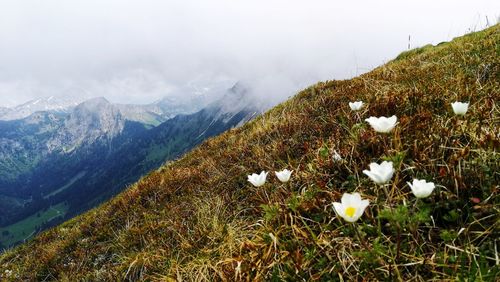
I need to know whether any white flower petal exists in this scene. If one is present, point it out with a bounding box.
[341,193,356,206]
[333,202,345,217]
[363,170,380,184]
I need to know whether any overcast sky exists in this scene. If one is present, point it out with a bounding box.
[0,0,498,107]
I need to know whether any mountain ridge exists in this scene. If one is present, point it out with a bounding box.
[0,90,225,124]
[0,96,82,121]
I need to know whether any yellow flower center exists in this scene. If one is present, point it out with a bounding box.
[345,206,356,218]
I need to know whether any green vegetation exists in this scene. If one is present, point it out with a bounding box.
[0,25,498,281]
[0,203,68,248]
[394,44,434,61]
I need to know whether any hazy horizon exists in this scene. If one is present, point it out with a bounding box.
[0,0,498,108]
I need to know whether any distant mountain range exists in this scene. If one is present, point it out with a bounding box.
[0,96,83,121]
[0,83,260,249]
[0,92,218,124]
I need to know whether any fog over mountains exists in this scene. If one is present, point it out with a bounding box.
[1,1,496,109]
[0,89,225,123]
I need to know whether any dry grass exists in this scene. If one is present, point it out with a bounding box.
[0,25,499,281]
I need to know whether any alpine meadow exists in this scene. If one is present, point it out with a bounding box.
[0,24,498,281]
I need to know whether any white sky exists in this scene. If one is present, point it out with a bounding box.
[0,0,498,107]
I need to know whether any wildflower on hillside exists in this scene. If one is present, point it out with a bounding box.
[332,150,342,162]
[365,115,398,133]
[363,161,395,184]
[408,179,435,198]
[3,270,12,277]
[333,192,370,222]
[275,169,292,183]
[248,171,268,187]
[451,102,469,116]
[349,101,364,111]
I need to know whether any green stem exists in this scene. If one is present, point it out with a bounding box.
[352,223,370,250]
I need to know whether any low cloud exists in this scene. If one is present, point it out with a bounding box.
[0,0,497,107]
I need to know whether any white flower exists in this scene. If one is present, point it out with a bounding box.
[363,161,395,184]
[332,150,342,162]
[349,101,364,111]
[333,192,370,222]
[248,171,268,187]
[365,115,398,133]
[407,179,435,198]
[275,169,292,183]
[451,102,469,116]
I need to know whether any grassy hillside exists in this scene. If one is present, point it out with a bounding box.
[1,25,498,281]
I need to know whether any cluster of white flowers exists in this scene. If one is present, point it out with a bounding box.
[344,100,453,221]
[248,100,465,223]
[247,169,293,187]
[333,100,459,222]
[333,101,446,222]
[350,100,469,116]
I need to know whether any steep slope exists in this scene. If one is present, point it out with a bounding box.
[0,26,498,281]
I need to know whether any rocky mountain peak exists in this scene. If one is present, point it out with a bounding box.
[46,98,125,153]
